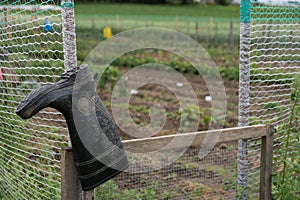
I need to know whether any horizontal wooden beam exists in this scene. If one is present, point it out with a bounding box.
[122,125,274,152]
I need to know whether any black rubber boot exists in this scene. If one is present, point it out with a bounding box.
[16,65,128,191]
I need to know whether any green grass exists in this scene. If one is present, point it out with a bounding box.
[74,3,241,64]
[74,3,240,43]
[95,180,161,200]
[75,3,240,18]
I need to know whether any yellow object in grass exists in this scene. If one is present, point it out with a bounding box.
[103,27,112,39]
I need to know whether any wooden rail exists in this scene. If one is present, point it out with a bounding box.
[61,125,274,200]
[123,125,273,151]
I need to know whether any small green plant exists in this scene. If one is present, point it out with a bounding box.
[109,52,240,81]
[163,190,177,199]
[95,180,160,200]
[162,173,178,180]
[264,102,278,109]
[181,162,197,170]
[192,183,204,197]
[272,73,300,199]
[219,67,239,81]
[98,66,122,91]
[178,104,202,133]
[215,0,231,5]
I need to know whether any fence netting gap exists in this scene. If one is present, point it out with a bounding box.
[247,0,299,198]
[0,1,68,199]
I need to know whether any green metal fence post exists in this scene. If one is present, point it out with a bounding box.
[238,0,251,199]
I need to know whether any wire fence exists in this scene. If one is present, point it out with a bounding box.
[94,125,274,200]
[76,15,241,47]
[0,1,68,199]
[238,0,300,198]
[1,0,298,199]
[96,141,239,200]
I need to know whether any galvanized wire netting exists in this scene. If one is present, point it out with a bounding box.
[249,2,299,126]
[76,15,240,47]
[0,1,68,199]
[95,141,242,200]
[239,0,299,198]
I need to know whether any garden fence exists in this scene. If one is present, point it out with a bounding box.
[0,0,298,199]
[0,0,75,199]
[76,15,240,47]
[64,125,273,200]
[238,0,300,199]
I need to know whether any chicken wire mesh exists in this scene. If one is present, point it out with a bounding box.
[95,141,244,200]
[239,0,300,198]
[0,1,68,199]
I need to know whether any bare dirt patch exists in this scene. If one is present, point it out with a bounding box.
[99,66,239,140]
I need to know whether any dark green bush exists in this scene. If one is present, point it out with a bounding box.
[215,0,231,5]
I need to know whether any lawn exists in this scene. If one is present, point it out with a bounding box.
[74,3,241,65]
[75,3,240,18]
[74,3,241,45]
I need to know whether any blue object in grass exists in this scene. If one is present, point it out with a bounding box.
[44,18,53,32]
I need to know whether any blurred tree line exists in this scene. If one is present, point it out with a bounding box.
[78,0,197,4]
[77,0,232,5]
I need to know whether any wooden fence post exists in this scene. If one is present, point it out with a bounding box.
[175,16,178,31]
[195,21,198,42]
[214,22,218,45]
[116,15,120,33]
[84,191,95,200]
[259,126,274,200]
[91,18,95,33]
[229,19,234,47]
[61,147,95,200]
[61,147,78,200]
